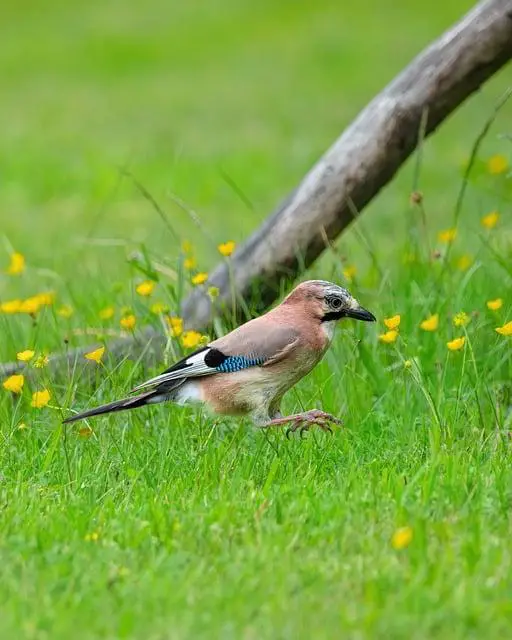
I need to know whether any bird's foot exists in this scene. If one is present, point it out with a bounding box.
[264,410,342,438]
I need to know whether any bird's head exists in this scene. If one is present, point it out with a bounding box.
[284,280,376,323]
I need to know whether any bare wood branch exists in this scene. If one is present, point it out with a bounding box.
[1,0,511,382]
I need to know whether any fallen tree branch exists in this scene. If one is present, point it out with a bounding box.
[2,0,511,382]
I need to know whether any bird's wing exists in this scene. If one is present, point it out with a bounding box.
[132,318,298,392]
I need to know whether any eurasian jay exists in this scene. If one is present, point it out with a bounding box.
[63,280,375,433]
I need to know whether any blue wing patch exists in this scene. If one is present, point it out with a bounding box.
[216,354,265,373]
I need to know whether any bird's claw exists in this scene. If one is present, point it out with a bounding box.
[284,410,341,438]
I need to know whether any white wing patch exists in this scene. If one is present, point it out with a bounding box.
[132,348,215,392]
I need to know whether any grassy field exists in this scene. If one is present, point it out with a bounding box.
[1,0,511,637]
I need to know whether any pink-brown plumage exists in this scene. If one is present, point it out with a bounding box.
[63,280,375,431]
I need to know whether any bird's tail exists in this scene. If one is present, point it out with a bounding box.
[62,389,166,424]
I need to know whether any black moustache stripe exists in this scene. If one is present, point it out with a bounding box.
[321,311,345,322]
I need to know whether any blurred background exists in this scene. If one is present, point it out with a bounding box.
[1,0,510,282]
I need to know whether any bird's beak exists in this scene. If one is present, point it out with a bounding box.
[345,300,376,322]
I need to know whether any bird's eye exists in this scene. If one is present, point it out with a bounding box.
[330,297,342,309]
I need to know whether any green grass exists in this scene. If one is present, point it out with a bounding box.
[1,0,512,637]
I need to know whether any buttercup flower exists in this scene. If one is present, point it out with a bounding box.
[19,297,40,314]
[136,280,155,297]
[17,350,35,362]
[453,311,470,327]
[487,154,508,175]
[384,315,401,330]
[84,530,99,541]
[31,389,51,408]
[167,316,183,337]
[438,228,457,243]
[181,331,202,349]
[33,354,49,368]
[184,256,197,270]
[447,336,465,351]
[379,330,398,344]
[420,314,439,331]
[85,346,105,363]
[3,374,24,394]
[6,252,25,275]
[218,241,235,257]
[487,298,503,311]
[342,265,357,282]
[57,305,74,318]
[495,321,512,337]
[99,306,115,320]
[456,255,473,271]
[191,272,208,286]
[391,526,413,550]
[18,292,55,315]
[181,240,193,254]
[150,302,169,314]
[208,286,219,301]
[120,314,136,331]
[1,299,22,313]
[481,211,499,230]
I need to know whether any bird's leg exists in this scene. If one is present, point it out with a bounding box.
[262,409,342,437]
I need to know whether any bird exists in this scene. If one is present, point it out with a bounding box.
[63,280,375,433]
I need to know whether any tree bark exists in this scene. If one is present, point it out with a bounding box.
[1,0,511,382]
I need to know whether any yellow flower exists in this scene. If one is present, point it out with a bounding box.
[379,330,398,344]
[120,314,136,331]
[481,211,499,230]
[453,311,470,327]
[456,254,473,271]
[181,240,193,254]
[3,374,24,394]
[420,314,439,331]
[79,426,94,439]
[487,298,503,311]
[391,526,413,550]
[447,336,466,351]
[438,228,457,243]
[17,350,35,362]
[19,297,41,314]
[208,286,219,300]
[218,241,236,257]
[487,154,508,175]
[150,302,169,314]
[99,306,115,320]
[31,389,51,408]
[18,292,55,315]
[184,256,197,270]
[36,292,55,306]
[1,299,22,313]
[495,321,512,337]
[181,330,202,349]
[85,346,105,363]
[166,316,183,337]
[135,280,155,297]
[6,252,25,275]
[84,530,99,541]
[191,272,208,286]
[342,265,357,282]
[57,304,74,318]
[384,315,401,330]
[33,354,49,368]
